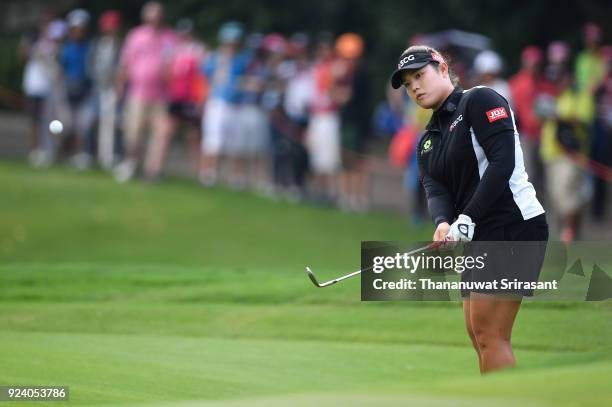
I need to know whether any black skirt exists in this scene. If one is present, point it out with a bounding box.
[460,213,549,297]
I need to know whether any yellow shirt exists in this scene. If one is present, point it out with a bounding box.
[575,50,605,91]
[540,88,594,161]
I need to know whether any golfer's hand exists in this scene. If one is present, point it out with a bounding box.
[445,214,475,242]
[433,222,450,242]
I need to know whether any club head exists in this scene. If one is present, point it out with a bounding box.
[305,267,337,288]
[305,267,322,287]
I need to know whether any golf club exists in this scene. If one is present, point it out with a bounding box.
[305,241,444,288]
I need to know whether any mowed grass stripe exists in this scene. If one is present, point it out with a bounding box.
[0,264,612,351]
[0,300,609,353]
[0,331,604,407]
[1,263,609,309]
[1,263,609,352]
[0,330,477,405]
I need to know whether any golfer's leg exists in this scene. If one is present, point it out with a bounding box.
[463,298,482,371]
[470,293,522,373]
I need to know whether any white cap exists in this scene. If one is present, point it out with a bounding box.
[67,9,90,28]
[474,50,503,75]
[46,20,68,40]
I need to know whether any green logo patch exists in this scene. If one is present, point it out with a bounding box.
[422,139,433,153]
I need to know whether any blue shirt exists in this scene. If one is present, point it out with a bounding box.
[240,57,269,105]
[203,50,250,103]
[61,40,91,81]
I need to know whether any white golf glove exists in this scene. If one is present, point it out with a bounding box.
[445,214,475,242]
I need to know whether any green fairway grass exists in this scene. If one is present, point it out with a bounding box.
[0,161,610,407]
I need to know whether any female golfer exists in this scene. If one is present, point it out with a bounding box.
[390,45,548,373]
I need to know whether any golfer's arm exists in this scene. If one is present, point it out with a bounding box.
[418,157,454,226]
[422,175,455,226]
[463,128,515,223]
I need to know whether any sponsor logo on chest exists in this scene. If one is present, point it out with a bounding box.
[449,114,463,132]
[422,138,433,154]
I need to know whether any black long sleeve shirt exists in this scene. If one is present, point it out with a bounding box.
[416,86,544,232]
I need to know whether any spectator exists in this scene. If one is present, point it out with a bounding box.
[61,9,94,169]
[575,23,605,93]
[545,41,571,86]
[263,33,299,198]
[334,32,371,211]
[200,21,248,187]
[114,1,177,182]
[590,46,612,220]
[88,10,123,169]
[473,49,512,104]
[239,33,272,192]
[223,31,271,190]
[509,46,546,197]
[40,20,70,162]
[373,84,405,138]
[281,32,313,199]
[153,18,206,180]
[305,33,341,202]
[19,12,59,167]
[540,67,594,242]
[532,42,573,202]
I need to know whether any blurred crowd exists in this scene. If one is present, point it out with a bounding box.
[19,2,371,210]
[18,2,612,238]
[381,24,612,241]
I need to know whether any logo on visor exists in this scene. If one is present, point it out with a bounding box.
[431,52,444,63]
[398,54,416,69]
[486,107,508,122]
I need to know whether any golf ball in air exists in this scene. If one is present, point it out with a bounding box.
[49,120,63,135]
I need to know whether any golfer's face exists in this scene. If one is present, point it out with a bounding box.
[402,64,441,109]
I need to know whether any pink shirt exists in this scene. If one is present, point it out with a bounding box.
[310,60,338,114]
[120,25,177,102]
[167,42,205,102]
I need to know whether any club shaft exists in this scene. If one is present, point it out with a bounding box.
[328,269,363,283]
[326,243,433,284]
[307,241,443,287]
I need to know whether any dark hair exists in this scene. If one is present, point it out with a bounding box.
[404,44,460,86]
